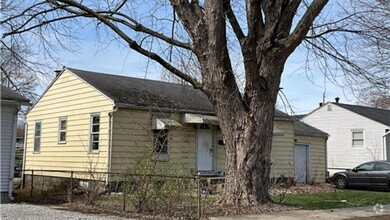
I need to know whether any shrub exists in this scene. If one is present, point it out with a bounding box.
[122,154,195,213]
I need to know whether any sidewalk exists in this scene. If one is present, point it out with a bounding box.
[209,204,390,220]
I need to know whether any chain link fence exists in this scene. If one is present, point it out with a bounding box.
[14,169,225,219]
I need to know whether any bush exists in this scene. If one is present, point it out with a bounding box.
[122,154,195,213]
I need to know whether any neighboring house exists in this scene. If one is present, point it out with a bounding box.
[1,85,30,202]
[24,67,328,185]
[16,128,25,150]
[302,100,390,175]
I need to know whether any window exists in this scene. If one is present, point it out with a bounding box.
[374,163,390,171]
[356,162,374,171]
[34,121,41,153]
[351,131,364,148]
[89,114,100,152]
[153,129,169,154]
[58,117,67,143]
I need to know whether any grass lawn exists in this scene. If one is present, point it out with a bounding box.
[15,149,24,164]
[274,189,390,210]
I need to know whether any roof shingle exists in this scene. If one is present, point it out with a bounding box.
[1,85,30,103]
[68,68,291,119]
[334,103,390,126]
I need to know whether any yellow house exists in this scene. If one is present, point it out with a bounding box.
[24,67,328,184]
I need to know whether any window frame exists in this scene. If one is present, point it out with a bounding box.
[89,114,100,153]
[153,129,169,154]
[152,129,170,161]
[351,130,365,148]
[33,121,42,153]
[58,117,67,144]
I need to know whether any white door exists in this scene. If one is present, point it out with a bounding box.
[197,124,214,172]
[294,144,309,183]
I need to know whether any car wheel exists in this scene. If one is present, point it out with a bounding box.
[335,176,347,189]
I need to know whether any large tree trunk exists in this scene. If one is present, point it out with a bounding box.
[170,0,323,205]
[203,59,284,205]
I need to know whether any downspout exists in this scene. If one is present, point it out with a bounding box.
[8,106,20,201]
[106,106,118,187]
[383,130,390,161]
[21,122,28,189]
[325,136,329,182]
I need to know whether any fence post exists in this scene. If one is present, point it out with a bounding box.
[123,191,126,211]
[30,170,34,198]
[21,171,25,189]
[69,171,74,202]
[197,173,201,219]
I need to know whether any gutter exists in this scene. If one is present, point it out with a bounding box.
[106,106,118,187]
[115,102,293,121]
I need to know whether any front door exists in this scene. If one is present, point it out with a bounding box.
[294,144,309,183]
[197,124,214,172]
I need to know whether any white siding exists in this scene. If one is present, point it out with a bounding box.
[1,104,17,193]
[303,103,388,174]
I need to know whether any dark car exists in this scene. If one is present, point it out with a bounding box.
[333,161,390,189]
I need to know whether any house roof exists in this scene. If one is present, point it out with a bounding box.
[67,67,291,119]
[334,103,390,126]
[294,121,328,138]
[1,85,30,104]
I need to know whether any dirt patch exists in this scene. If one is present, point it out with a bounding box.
[270,183,340,196]
[13,184,339,219]
[204,202,294,218]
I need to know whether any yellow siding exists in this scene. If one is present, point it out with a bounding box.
[216,129,225,172]
[110,109,197,173]
[295,135,327,183]
[25,70,114,178]
[270,120,295,179]
[211,120,296,178]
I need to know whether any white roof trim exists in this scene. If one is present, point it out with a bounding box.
[182,113,219,125]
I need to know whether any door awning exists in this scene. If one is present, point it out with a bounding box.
[182,113,219,125]
[152,118,181,130]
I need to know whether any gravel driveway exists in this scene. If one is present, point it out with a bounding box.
[1,204,127,220]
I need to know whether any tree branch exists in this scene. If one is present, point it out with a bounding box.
[284,0,328,55]
[223,0,245,45]
[54,0,201,89]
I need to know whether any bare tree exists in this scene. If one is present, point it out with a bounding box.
[1,0,388,205]
[356,90,390,109]
[1,40,40,101]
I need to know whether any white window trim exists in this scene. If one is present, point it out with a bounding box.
[351,129,365,148]
[58,117,67,144]
[89,113,100,153]
[33,121,42,153]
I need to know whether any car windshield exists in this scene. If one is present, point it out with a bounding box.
[355,163,374,171]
